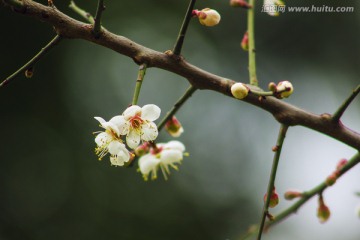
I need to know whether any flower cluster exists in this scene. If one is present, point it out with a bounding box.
[94,104,160,166]
[138,141,186,181]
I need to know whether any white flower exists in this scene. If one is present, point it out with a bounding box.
[138,141,186,181]
[117,104,161,149]
[94,116,130,166]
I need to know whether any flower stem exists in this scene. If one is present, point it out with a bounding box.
[172,0,197,55]
[247,0,258,86]
[241,152,360,240]
[332,85,360,122]
[257,124,288,240]
[0,35,62,88]
[250,90,274,97]
[132,63,147,105]
[157,85,196,131]
[93,0,105,38]
[69,0,95,24]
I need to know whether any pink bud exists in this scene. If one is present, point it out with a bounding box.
[336,158,348,171]
[326,172,337,186]
[241,31,249,51]
[264,188,279,208]
[165,116,184,137]
[284,190,302,200]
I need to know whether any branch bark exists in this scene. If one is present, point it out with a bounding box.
[2,0,360,150]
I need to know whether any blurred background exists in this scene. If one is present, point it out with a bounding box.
[0,0,359,239]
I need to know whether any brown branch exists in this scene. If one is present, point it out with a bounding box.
[2,0,360,151]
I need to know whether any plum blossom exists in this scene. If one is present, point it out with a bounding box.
[117,104,161,149]
[94,116,131,166]
[138,141,186,181]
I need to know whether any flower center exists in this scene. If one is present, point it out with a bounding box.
[130,115,144,129]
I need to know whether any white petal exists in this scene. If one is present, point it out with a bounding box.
[123,105,141,119]
[110,150,129,166]
[108,141,126,155]
[101,121,120,137]
[141,122,158,141]
[164,141,185,152]
[141,104,161,121]
[94,116,106,124]
[138,154,160,174]
[109,115,128,135]
[160,149,183,165]
[95,132,111,147]
[126,129,141,149]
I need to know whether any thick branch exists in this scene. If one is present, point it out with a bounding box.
[2,0,360,150]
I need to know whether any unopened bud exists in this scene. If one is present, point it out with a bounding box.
[317,196,331,223]
[276,81,294,98]
[336,158,348,171]
[135,142,150,157]
[326,172,337,186]
[241,31,249,51]
[268,82,277,92]
[272,145,279,152]
[193,8,221,27]
[231,83,249,99]
[230,0,252,9]
[264,188,279,208]
[284,190,302,200]
[165,116,184,137]
[25,68,34,78]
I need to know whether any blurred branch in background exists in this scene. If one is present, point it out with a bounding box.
[241,152,360,240]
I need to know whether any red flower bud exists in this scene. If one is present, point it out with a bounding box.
[326,172,337,186]
[241,31,249,51]
[317,196,331,223]
[165,116,184,137]
[336,158,348,171]
[264,188,279,208]
[284,190,302,200]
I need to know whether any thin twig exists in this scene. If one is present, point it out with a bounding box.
[0,35,62,88]
[241,152,360,240]
[132,63,147,105]
[257,124,288,240]
[93,0,105,38]
[157,85,197,131]
[332,85,360,122]
[247,0,258,86]
[69,0,95,24]
[172,0,197,55]
[2,1,360,150]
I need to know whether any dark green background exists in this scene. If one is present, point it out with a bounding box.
[1,0,359,240]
